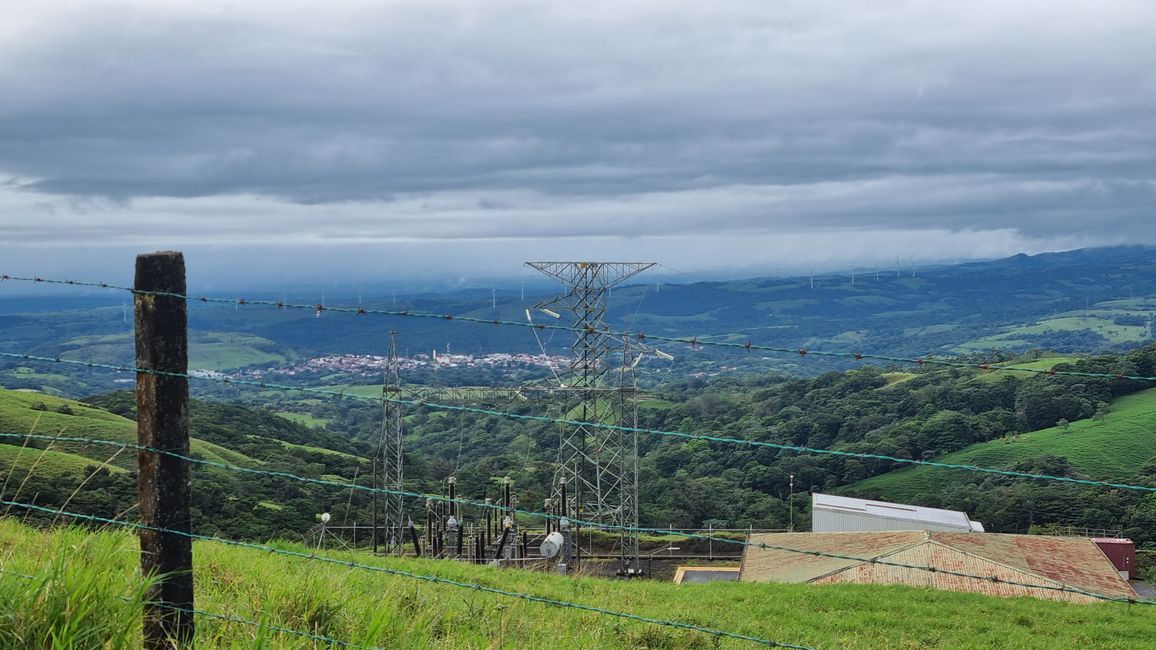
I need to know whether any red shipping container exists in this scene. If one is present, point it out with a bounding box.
[1093,538,1135,580]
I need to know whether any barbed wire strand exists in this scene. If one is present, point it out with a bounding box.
[2,274,1153,383]
[1,432,1150,607]
[0,500,809,649]
[2,351,1154,495]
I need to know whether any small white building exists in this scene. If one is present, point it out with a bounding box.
[811,493,984,533]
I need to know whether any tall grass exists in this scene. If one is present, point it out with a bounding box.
[2,518,1155,648]
[0,524,152,648]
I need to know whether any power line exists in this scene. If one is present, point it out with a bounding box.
[3,351,1155,494]
[0,499,811,649]
[4,273,1154,383]
[3,431,1150,606]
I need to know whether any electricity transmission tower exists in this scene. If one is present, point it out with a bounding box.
[376,331,405,554]
[525,261,655,576]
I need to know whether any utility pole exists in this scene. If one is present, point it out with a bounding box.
[371,457,378,553]
[525,261,654,577]
[788,474,795,533]
[377,331,405,553]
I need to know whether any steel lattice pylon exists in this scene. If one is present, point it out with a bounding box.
[376,331,405,554]
[526,261,654,576]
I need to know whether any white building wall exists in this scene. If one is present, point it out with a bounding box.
[812,509,973,533]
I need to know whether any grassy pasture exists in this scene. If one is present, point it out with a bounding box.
[848,388,1156,502]
[1,520,1155,649]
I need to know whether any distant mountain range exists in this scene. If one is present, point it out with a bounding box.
[2,246,1154,389]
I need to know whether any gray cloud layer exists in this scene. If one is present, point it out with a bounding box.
[1,0,1154,276]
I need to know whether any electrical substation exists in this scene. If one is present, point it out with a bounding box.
[350,262,678,577]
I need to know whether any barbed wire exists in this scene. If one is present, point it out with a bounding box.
[2,351,1154,494]
[0,499,810,649]
[2,431,1149,607]
[3,273,1154,382]
[3,274,1151,627]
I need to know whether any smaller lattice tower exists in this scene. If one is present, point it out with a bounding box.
[376,331,405,553]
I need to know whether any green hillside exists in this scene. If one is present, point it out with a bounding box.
[3,519,1154,649]
[847,387,1156,503]
[0,389,259,472]
[32,331,294,372]
[0,388,375,542]
[971,357,1077,382]
[955,312,1152,353]
[247,435,367,462]
[0,444,128,482]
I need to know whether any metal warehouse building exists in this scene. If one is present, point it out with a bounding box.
[811,493,985,533]
[740,530,1137,603]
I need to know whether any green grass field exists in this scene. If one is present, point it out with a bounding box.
[0,444,128,482]
[877,371,917,387]
[247,435,366,462]
[955,310,1152,353]
[971,357,1077,382]
[0,390,259,474]
[274,411,331,428]
[44,331,293,371]
[1,519,1154,649]
[848,388,1156,502]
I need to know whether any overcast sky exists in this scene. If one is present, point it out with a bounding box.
[1,1,1154,287]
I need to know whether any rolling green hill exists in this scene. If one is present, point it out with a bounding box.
[33,331,295,371]
[3,519,1154,649]
[0,389,260,472]
[0,388,376,542]
[846,387,1156,503]
[0,444,128,483]
[970,357,1077,382]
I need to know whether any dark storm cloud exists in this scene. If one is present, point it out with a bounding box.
[1,0,1155,253]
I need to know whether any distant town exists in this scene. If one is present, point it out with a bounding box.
[190,351,571,381]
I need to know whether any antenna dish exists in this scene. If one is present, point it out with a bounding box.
[540,531,564,558]
[320,512,331,523]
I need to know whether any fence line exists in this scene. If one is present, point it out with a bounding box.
[3,351,1155,495]
[1,435,1150,608]
[0,499,811,649]
[4,264,1151,650]
[3,273,1154,383]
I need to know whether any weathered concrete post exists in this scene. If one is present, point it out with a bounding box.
[135,251,194,648]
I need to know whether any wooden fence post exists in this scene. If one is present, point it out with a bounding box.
[135,251,194,648]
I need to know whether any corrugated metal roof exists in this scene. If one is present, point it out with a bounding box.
[742,531,927,584]
[928,532,1137,601]
[812,493,978,531]
[741,531,1137,603]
